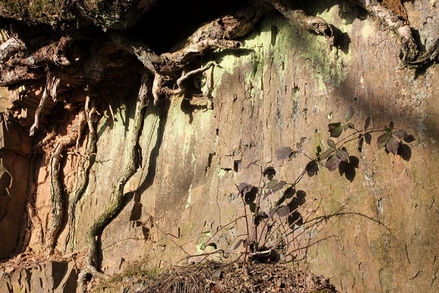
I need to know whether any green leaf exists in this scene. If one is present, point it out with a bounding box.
[336,148,349,161]
[377,133,390,149]
[266,179,279,189]
[328,123,343,138]
[386,136,399,154]
[327,139,337,149]
[320,149,334,160]
[275,146,293,160]
[328,122,341,130]
[272,180,286,192]
[345,106,355,122]
[325,155,341,171]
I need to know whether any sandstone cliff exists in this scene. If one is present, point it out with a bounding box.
[0,0,438,292]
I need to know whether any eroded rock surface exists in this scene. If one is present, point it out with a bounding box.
[0,0,438,292]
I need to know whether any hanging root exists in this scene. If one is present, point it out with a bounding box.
[110,4,264,107]
[44,109,87,255]
[78,71,150,292]
[29,73,61,136]
[65,96,100,253]
[270,0,334,48]
[154,61,218,105]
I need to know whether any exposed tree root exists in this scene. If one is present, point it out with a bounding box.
[78,71,150,291]
[65,96,99,253]
[402,38,439,69]
[0,1,437,291]
[270,0,334,48]
[44,108,87,255]
[156,61,217,102]
[29,73,60,136]
[349,0,419,66]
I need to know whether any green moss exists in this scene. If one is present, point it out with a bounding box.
[210,8,352,105]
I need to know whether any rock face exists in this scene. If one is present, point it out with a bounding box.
[1,0,439,292]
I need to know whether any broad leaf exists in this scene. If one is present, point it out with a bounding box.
[377,133,390,149]
[345,106,355,122]
[239,183,257,204]
[325,154,341,171]
[275,146,293,160]
[296,190,307,200]
[266,179,279,189]
[271,180,286,192]
[386,136,399,154]
[244,190,257,204]
[393,129,408,139]
[267,179,286,193]
[327,139,337,149]
[336,148,349,162]
[328,122,343,138]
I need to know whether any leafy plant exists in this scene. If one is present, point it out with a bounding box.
[183,107,414,265]
[233,106,414,263]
